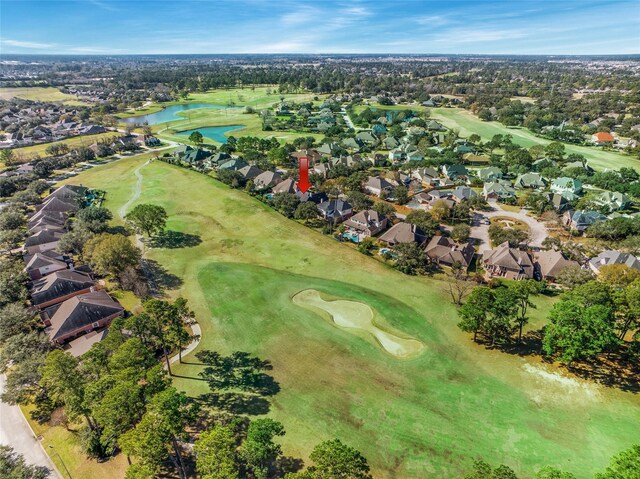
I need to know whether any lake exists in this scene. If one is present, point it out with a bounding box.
[175,125,244,144]
[120,103,238,125]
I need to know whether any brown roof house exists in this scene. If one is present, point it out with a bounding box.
[344,210,388,237]
[424,236,475,270]
[483,242,534,280]
[41,290,124,344]
[272,178,299,195]
[35,196,79,215]
[30,270,97,310]
[364,176,394,197]
[379,222,428,246]
[533,250,579,281]
[24,252,69,280]
[44,184,88,203]
[24,229,64,255]
[254,170,282,189]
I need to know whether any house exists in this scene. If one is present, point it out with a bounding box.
[297,190,328,204]
[317,199,353,222]
[28,210,68,230]
[364,176,394,197]
[313,162,332,178]
[35,197,79,215]
[356,131,377,144]
[544,193,570,212]
[424,236,475,270]
[29,216,66,234]
[563,209,607,233]
[205,152,231,169]
[24,230,64,255]
[238,165,263,180]
[483,181,516,201]
[372,124,387,135]
[272,178,299,195]
[451,186,477,203]
[254,170,282,189]
[406,150,424,162]
[342,137,363,150]
[483,242,534,280]
[591,131,615,145]
[41,290,124,344]
[442,164,469,182]
[218,158,248,171]
[45,185,87,203]
[291,149,322,164]
[388,148,404,162]
[593,191,631,212]
[344,210,388,237]
[181,148,212,165]
[533,250,580,281]
[412,167,440,187]
[476,167,503,182]
[515,173,546,189]
[551,177,582,200]
[589,250,640,274]
[24,252,69,280]
[378,222,428,246]
[30,270,96,310]
[383,137,399,149]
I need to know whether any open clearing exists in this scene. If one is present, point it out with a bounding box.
[292,289,424,358]
[59,154,640,479]
[8,132,119,161]
[0,86,89,105]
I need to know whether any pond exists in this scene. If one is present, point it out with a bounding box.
[175,125,244,144]
[120,103,238,125]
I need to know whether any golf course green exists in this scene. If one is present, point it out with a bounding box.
[59,154,640,478]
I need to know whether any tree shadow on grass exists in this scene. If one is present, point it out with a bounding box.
[144,259,183,294]
[196,391,272,415]
[150,230,202,249]
[493,330,543,357]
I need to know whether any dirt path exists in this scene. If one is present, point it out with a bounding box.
[117,157,202,364]
[119,159,150,220]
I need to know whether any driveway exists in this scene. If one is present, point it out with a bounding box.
[0,375,62,478]
[470,203,548,250]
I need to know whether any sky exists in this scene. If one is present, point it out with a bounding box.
[0,0,639,55]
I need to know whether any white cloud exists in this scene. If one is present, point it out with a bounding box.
[281,6,320,26]
[1,39,55,49]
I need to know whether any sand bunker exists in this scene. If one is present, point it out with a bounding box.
[292,289,424,358]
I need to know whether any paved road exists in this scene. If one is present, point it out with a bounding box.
[0,375,62,478]
[470,203,549,250]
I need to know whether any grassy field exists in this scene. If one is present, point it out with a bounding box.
[57,154,640,479]
[0,87,89,105]
[8,132,120,162]
[118,87,325,145]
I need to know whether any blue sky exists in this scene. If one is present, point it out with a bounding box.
[1,0,639,55]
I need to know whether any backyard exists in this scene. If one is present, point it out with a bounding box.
[54,153,640,479]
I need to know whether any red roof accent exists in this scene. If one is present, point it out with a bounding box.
[593,132,615,142]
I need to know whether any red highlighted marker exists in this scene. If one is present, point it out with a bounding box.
[297,156,310,193]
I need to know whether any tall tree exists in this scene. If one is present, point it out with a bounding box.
[125,204,168,237]
[194,424,239,479]
[241,419,285,479]
[84,233,141,276]
[511,280,542,341]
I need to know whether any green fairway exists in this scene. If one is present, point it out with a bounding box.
[60,154,640,478]
[118,87,326,145]
[429,108,639,171]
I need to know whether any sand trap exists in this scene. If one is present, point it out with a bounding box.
[292,289,424,358]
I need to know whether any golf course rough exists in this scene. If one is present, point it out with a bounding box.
[292,289,425,358]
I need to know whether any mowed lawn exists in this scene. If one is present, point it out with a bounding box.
[60,155,640,479]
